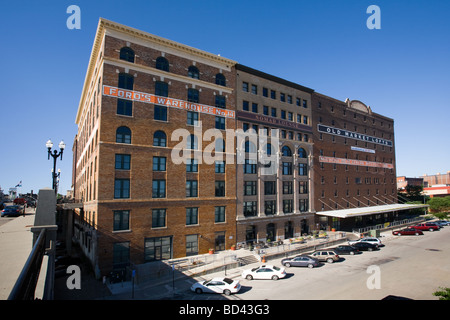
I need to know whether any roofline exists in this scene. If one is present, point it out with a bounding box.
[235,64,314,94]
[75,18,237,125]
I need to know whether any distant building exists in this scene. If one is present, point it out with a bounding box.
[397,176,425,190]
[421,172,450,187]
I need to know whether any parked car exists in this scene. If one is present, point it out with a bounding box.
[348,237,382,247]
[352,242,379,251]
[1,205,21,217]
[191,277,241,295]
[392,227,423,236]
[333,245,361,255]
[310,250,340,263]
[434,220,450,227]
[281,255,320,268]
[413,222,440,232]
[242,265,286,280]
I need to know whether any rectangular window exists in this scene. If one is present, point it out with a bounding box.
[271,108,277,117]
[270,90,276,99]
[252,103,258,113]
[186,180,198,197]
[243,201,257,217]
[244,181,257,196]
[215,116,225,130]
[115,154,130,170]
[155,81,168,97]
[283,181,293,194]
[113,242,130,269]
[144,236,172,261]
[215,161,225,173]
[152,209,166,228]
[296,98,301,106]
[264,181,276,195]
[215,181,225,197]
[263,106,269,115]
[186,158,198,172]
[215,206,225,223]
[299,181,308,194]
[251,84,257,94]
[187,111,199,126]
[299,199,309,212]
[283,199,293,213]
[117,99,132,116]
[113,210,129,231]
[282,162,292,175]
[186,207,198,225]
[114,179,130,199]
[154,105,167,121]
[303,100,308,108]
[263,87,268,97]
[186,235,198,256]
[152,156,166,171]
[280,93,285,102]
[244,159,257,174]
[242,82,249,92]
[215,95,226,109]
[281,110,286,119]
[298,163,308,176]
[188,88,199,103]
[264,200,276,215]
[152,180,166,198]
[243,100,249,111]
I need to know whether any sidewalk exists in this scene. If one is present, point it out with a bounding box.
[0,211,35,300]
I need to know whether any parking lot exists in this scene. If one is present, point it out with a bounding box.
[182,223,450,300]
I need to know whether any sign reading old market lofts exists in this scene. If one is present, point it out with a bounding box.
[317,124,393,147]
[103,85,236,119]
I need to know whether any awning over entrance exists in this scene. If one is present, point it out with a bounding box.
[315,203,429,219]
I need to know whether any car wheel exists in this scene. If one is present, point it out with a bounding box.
[246,275,253,280]
[429,228,434,232]
[223,289,231,296]
[307,264,314,268]
[195,288,203,294]
[326,258,334,264]
[368,247,373,252]
[397,233,401,236]
[272,275,279,280]
[415,232,419,236]
[284,263,291,268]
[350,251,355,255]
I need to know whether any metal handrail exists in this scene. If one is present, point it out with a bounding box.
[8,229,46,300]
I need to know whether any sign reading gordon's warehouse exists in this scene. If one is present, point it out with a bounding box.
[103,85,235,119]
[318,124,392,147]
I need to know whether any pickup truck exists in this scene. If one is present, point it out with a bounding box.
[411,222,440,232]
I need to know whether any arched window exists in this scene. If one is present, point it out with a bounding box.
[215,73,226,86]
[188,66,199,79]
[119,47,135,63]
[155,57,169,72]
[298,147,307,158]
[153,130,167,147]
[116,126,131,144]
[282,145,292,157]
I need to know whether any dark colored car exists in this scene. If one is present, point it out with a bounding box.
[392,228,423,236]
[333,245,361,255]
[352,242,379,251]
[281,255,320,268]
[1,205,21,217]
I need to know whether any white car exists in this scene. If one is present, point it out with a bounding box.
[190,277,241,295]
[242,265,286,280]
[348,237,382,247]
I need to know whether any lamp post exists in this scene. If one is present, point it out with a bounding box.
[46,139,65,194]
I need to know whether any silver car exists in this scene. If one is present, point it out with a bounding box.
[281,255,320,268]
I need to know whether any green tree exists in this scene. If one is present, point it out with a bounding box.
[433,287,450,300]
[428,196,450,214]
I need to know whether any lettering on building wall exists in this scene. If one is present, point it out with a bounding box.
[319,156,394,169]
[103,85,235,119]
[317,124,392,147]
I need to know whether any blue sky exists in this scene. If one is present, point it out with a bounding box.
[0,0,449,195]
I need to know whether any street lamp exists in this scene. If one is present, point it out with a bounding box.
[47,139,65,194]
